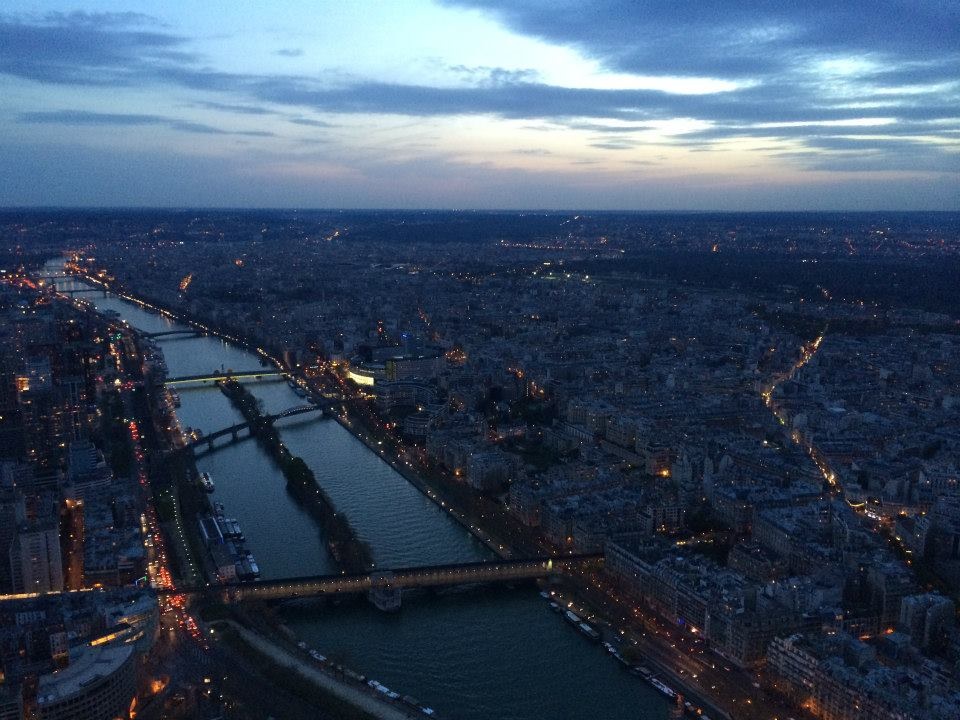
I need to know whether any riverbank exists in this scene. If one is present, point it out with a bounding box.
[324,407,512,559]
[214,621,427,720]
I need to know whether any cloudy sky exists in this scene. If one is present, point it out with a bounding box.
[1,1,957,209]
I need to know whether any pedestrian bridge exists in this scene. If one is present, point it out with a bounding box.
[183,404,323,452]
[169,555,604,603]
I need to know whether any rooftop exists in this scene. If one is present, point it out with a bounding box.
[36,642,133,706]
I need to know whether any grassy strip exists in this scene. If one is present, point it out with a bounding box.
[220,381,374,573]
[214,622,380,720]
[99,392,135,476]
[154,450,205,586]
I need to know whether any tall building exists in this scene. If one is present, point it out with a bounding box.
[0,340,22,459]
[9,509,64,594]
[0,464,26,593]
[899,593,955,650]
[0,685,23,720]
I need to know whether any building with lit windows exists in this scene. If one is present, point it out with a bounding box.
[35,643,136,720]
[767,632,960,720]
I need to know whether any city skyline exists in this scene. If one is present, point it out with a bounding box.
[2,209,959,720]
[1,1,958,210]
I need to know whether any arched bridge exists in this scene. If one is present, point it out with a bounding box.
[183,404,323,452]
[168,555,604,602]
[166,369,286,386]
[36,277,106,296]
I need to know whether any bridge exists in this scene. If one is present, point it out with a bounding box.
[144,329,204,339]
[35,276,106,296]
[168,555,604,603]
[166,369,286,386]
[35,274,68,281]
[183,404,323,452]
[59,287,106,296]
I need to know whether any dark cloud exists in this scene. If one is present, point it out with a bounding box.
[18,110,273,137]
[434,0,959,171]
[0,12,194,86]
[2,11,955,129]
[670,118,958,159]
[776,145,960,174]
[565,121,649,134]
[590,140,637,151]
[786,136,960,174]
[36,11,164,29]
[447,64,539,86]
[0,7,956,183]
[245,77,960,154]
[194,101,275,115]
[20,110,167,126]
[288,117,335,128]
[441,1,960,80]
[253,79,663,119]
[274,48,303,57]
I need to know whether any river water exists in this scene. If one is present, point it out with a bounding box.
[53,269,666,720]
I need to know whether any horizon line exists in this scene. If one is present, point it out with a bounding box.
[1,206,958,215]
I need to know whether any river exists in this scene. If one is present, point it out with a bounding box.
[51,267,667,720]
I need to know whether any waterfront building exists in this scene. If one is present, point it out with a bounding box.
[605,539,808,666]
[374,380,436,413]
[465,450,514,491]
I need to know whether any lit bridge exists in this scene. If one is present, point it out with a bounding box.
[167,555,604,603]
[144,329,204,339]
[35,276,106,296]
[182,404,323,452]
[165,369,286,386]
[59,287,106,296]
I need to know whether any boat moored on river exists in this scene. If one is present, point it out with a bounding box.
[578,622,600,641]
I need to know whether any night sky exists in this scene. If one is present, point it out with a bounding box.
[1,1,957,209]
